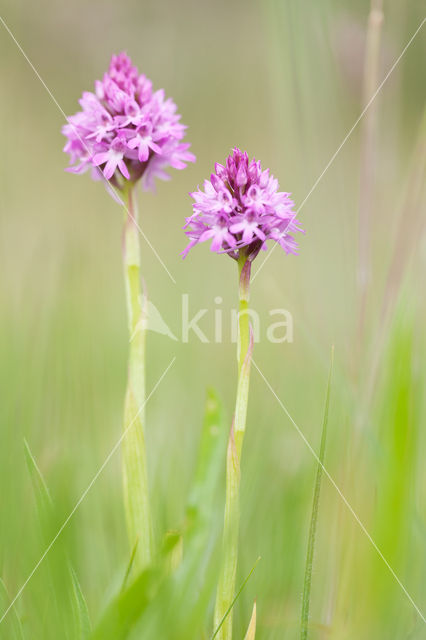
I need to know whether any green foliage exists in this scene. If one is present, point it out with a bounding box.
[89,389,226,640]
[90,567,162,640]
[364,308,422,637]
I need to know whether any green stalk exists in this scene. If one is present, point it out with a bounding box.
[121,184,153,573]
[213,254,253,640]
[300,347,334,640]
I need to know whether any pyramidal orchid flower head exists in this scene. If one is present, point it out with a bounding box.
[182,148,303,260]
[62,52,195,191]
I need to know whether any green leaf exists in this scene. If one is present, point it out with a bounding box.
[186,388,226,528]
[70,566,91,640]
[90,567,162,640]
[300,346,334,640]
[162,530,183,575]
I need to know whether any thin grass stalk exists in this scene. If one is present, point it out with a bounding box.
[300,347,334,640]
[213,255,253,640]
[122,184,153,572]
[357,0,384,346]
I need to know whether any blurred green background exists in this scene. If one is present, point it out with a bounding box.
[1,0,425,638]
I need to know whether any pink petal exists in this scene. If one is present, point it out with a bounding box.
[103,158,117,180]
[118,159,130,179]
[93,152,109,166]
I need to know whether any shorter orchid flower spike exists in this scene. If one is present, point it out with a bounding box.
[182,148,303,260]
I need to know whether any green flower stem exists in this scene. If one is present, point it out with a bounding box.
[121,183,153,573]
[214,254,253,640]
[235,255,252,458]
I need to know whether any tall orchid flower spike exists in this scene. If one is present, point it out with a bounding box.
[63,52,195,190]
[63,52,195,574]
[184,148,303,640]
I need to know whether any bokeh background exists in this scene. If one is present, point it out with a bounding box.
[1,0,425,638]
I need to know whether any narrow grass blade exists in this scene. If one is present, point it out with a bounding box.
[243,602,256,640]
[70,566,91,640]
[300,347,334,640]
[211,556,260,640]
[23,438,52,534]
